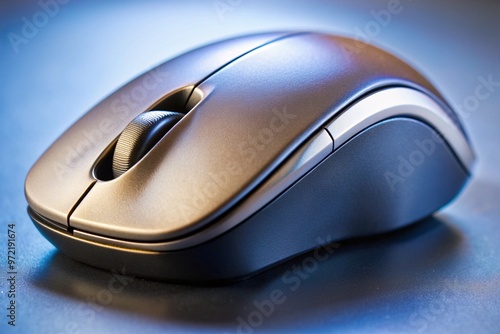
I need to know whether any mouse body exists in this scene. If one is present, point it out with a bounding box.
[25,32,474,283]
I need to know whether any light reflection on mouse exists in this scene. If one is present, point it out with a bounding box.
[25,32,474,283]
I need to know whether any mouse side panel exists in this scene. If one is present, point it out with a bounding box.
[30,117,469,283]
[214,117,469,276]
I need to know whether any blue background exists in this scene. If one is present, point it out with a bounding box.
[1,0,499,333]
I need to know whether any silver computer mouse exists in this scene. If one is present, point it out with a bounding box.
[25,32,474,283]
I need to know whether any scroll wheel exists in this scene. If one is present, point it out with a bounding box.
[112,110,184,178]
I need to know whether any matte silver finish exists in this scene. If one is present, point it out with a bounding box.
[25,32,474,258]
[73,129,333,250]
[24,32,292,225]
[326,87,475,171]
[68,33,457,242]
[70,87,472,251]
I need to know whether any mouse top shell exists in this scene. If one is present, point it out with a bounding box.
[25,32,472,246]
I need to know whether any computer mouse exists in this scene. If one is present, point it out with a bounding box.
[25,32,474,283]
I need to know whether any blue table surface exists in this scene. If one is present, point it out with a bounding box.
[1,0,499,333]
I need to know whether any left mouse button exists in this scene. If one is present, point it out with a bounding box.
[25,144,97,227]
